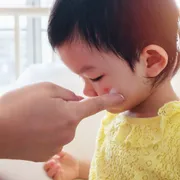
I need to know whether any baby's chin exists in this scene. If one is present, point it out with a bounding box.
[107,100,144,114]
[106,107,125,114]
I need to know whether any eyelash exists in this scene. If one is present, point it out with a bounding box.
[90,75,104,82]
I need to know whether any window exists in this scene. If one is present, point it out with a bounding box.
[0,0,58,90]
[0,0,180,92]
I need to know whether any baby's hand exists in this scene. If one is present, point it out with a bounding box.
[44,152,79,180]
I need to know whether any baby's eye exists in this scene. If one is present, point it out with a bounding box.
[90,75,104,82]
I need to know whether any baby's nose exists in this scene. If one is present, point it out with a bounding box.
[83,86,97,97]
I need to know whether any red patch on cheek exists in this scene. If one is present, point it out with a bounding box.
[104,88,110,94]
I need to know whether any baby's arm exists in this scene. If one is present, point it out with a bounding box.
[78,160,90,179]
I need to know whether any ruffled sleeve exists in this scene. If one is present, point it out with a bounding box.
[158,101,180,132]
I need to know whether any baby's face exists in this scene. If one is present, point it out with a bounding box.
[58,41,152,113]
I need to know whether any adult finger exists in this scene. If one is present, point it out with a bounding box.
[75,93,124,120]
[45,83,79,101]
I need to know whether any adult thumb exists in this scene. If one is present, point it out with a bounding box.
[76,93,124,120]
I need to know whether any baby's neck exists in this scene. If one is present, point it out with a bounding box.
[127,81,179,118]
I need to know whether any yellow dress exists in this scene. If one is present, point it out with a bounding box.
[89,101,180,180]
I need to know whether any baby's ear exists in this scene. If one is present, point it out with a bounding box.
[139,45,168,78]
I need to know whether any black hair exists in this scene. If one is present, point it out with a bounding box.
[48,0,180,85]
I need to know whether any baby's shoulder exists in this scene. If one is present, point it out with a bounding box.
[159,101,180,138]
[159,101,180,118]
[101,111,118,126]
[159,101,180,123]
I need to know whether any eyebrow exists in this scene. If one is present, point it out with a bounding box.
[78,66,95,74]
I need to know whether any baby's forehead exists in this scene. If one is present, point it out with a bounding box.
[59,41,111,62]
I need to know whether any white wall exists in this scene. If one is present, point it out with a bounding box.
[0,63,180,180]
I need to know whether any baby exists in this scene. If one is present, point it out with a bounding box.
[44,0,180,179]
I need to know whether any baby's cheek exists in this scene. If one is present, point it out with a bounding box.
[103,88,110,94]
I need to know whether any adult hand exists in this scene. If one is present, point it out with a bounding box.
[0,82,124,162]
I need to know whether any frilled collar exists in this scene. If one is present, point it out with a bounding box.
[103,101,180,148]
